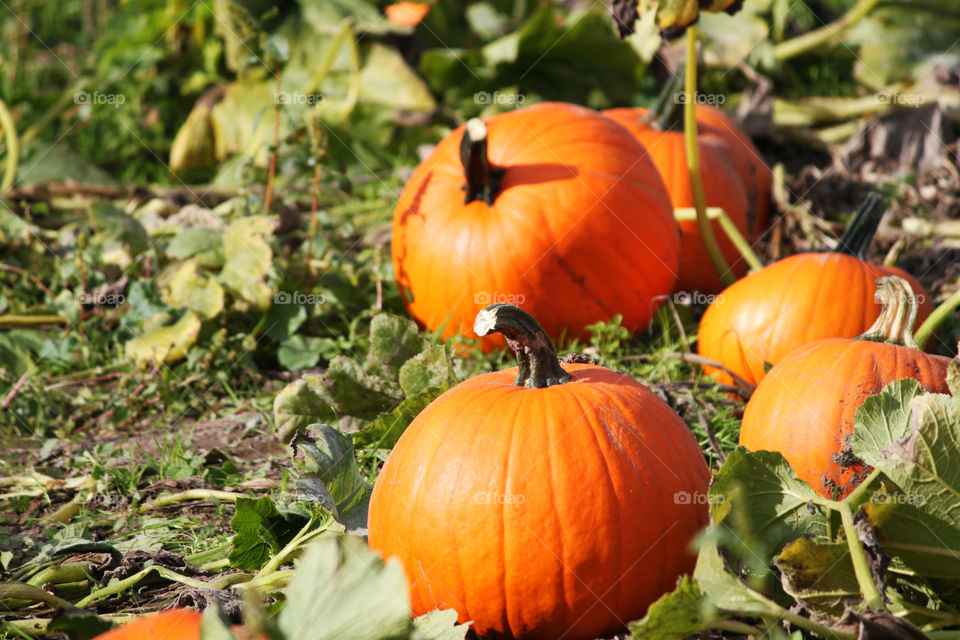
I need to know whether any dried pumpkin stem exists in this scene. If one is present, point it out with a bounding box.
[858,276,920,349]
[473,303,571,389]
[460,118,506,205]
[834,193,886,259]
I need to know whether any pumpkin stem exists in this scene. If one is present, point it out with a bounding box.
[834,193,887,259]
[460,118,506,206]
[646,66,686,131]
[858,276,921,349]
[473,303,571,389]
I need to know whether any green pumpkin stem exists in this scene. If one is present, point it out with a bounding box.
[858,276,921,349]
[473,303,571,389]
[645,66,686,131]
[834,193,887,259]
[460,119,506,206]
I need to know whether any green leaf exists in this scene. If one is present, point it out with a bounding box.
[278,335,325,371]
[947,360,960,399]
[773,538,859,617]
[123,310,202,367]
[693,541,772,615]
[858,388,960,579]
[357,44,436,112]
[265,34,290,63]
[411,609,470,640]
[277,535,412,640]
[367,313,424,381]
[850,378,923,469]
[397,345,460,397]
[219,215,275,309]
[264,301,308,342]
[274,374,340,441]
[292,425,371,529]
[325,356,400,416]
[166,228,221,260]
[627,576,709,640]
[89,201,149,256]
[710,448,828,556]
[161,260,225,319]
[353,389,440,449]
[228,497,304,571]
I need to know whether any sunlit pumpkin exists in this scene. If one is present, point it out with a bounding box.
[392,102,679,351]
[368,303,710,640]
[604,106,751,293]
[739,276,950,499]
[698,194,934,387]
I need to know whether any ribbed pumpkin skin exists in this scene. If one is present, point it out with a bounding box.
[698,253,934,386]
[368,362,710,640]
[740,338,950,499]
[604,108,750,294]
[392,103,678,351]
[693,105,772,236]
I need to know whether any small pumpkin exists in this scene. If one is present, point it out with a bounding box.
[91,609,263,640]
[604,103,751,293]
[698,194,934,387]
[368,304,710,640]
[392,102,679,351]
[739,276,951,499]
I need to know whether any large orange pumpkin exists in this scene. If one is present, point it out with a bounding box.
[391,102,679,351]
[368,304,710,640]
[92,609,263,640]
[739,276,951,499]
[692,104,773,236]
[604,107,751,293]
[698,195,934,387]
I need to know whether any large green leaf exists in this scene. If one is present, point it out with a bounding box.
[773,538,859,618]
[219,216,275,310]
[628,576,709,640]
[277,535,412,640]
[710,448,829,555]
[854,384,960,579]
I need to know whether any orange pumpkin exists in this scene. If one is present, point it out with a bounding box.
[92,609,263,640]
[740,276,950,499]
[694,104,773,236]
[385,1,431,27]
[604,106,751,293]
[391,102,679,351]
[368,304,710,640]
[698,195,934,387]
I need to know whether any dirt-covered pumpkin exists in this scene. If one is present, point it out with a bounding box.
[698,195,934,387]
[368,304,710,640]
[391,102,679,351]
[740,276,951,499]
